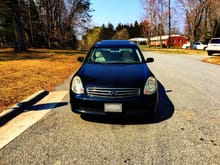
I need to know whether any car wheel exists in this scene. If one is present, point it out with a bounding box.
[208,52,212,56]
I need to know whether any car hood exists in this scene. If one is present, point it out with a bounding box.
[77,63,153,88]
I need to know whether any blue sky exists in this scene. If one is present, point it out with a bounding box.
[89,0,185,33]
[90,0,144,28]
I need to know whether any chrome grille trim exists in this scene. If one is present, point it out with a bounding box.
[86,88,141,98]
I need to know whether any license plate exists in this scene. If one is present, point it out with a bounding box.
[104,103,122,112]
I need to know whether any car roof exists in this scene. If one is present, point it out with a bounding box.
[93,40,138,48]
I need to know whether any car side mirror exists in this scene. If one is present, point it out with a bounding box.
[145,57,154,63]
[77,57,84,62]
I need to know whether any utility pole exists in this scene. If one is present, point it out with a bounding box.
[168,0,171,48]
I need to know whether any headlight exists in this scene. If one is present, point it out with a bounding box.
[71,76,84,94]
[144,76,157,95]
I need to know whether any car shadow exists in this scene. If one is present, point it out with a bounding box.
[81,81,175,125]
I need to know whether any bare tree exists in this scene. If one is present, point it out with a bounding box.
[179,0,220,43]
[141,0,169,47]
[179,0,211,43]
[205,0,220,38]
[141,0,157,40]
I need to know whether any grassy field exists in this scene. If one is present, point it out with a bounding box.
[139,45,208,55]
[0,47,219,113]
[0,48,86,112]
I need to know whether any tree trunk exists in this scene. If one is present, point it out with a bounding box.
[6,0,26,51]
[11,7,26,51]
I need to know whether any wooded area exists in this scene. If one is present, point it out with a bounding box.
[0,0,91,51]
[0,0,220,50]
[81,22,144,48]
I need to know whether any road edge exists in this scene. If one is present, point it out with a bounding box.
[0,90,49,126]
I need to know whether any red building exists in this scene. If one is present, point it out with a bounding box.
[149,34,188,48]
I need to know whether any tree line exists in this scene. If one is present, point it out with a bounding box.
[0,0,92,51]
[81,19,183,49]
[141,0,220,44]
[179,0,220,43]
[82,0,220,49]
[81,21,148,49]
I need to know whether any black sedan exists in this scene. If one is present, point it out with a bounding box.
[69,40,158,117]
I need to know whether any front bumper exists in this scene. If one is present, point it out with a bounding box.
[69,91,158,115]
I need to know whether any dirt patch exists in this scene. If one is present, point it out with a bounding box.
[202,56,220,65]
[0,49,86,112]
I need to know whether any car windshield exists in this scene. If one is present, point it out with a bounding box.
[86,47,144,64]
[210,39,220,44]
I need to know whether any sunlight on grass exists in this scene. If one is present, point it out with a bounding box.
[139,46,207,55]
[0,49,86,112]
[138,46,220,64]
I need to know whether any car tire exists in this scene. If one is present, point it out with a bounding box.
[208,52,212,56]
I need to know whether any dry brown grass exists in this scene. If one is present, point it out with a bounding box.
[202,56,220,65]
[0,48,86,112]
[139,46,207,55]
[139,46,220,65]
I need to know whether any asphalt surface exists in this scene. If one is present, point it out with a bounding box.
[0,52,220,165]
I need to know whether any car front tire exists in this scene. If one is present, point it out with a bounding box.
[208,51,212,56]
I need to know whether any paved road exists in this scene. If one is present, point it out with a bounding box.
[0,52,220,165]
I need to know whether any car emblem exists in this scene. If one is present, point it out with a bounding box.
[110,90,118,96]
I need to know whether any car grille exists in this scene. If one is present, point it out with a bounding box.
[86,88,141,98]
